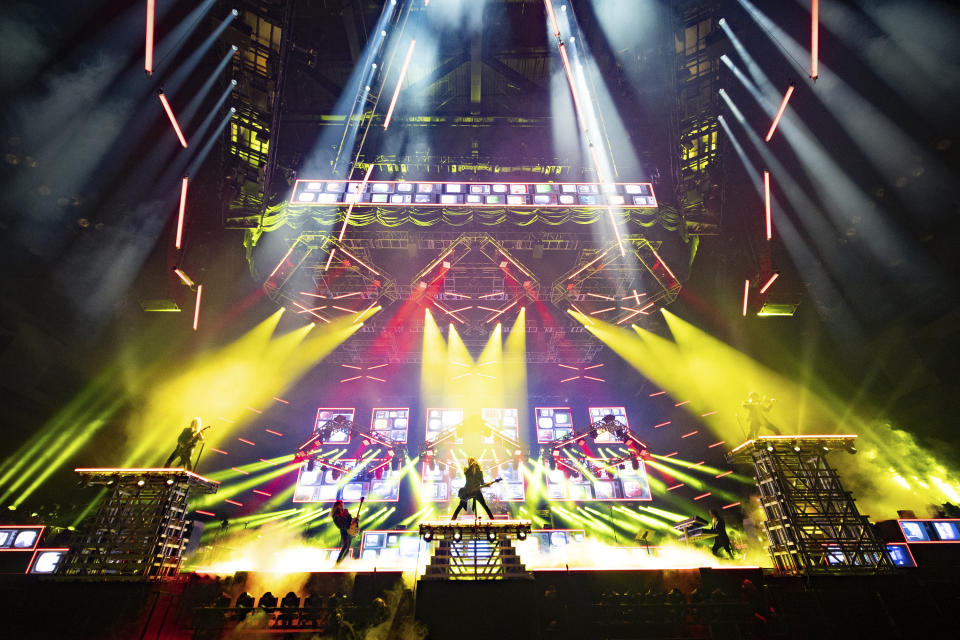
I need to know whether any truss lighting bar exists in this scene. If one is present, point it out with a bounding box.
[811,0,819,80]
[765,84,795,142]
[383,40,416,130]
[567,248,611,281]
[193,285,202,330]
[585,293,614,301]
[742,279,750,316]
[173,268,194,287]
[759,273,779,294]
[157,91,188,148]
[558,43,587,127]
[145,0,155,74]
[336,246,380,276]
[338,165,375,243]
[292,300,330,323]
[648,247,678,283]
[485,299,518,324]
[292,180,656,208]
[589,306,616,315]
[175,176,188,249]
[616,308,642,325]
[499,250,535,280]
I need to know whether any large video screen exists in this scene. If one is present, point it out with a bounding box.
[425,407,464,444]
[293,458,403,503]
[545,460,652,501]
[588,406,629,443]
[313,407,356,444]
[536,407,574,443]
[371,407,410,443]
[360,530,429,566]
[481,407,520,444]
[420,458,525,503]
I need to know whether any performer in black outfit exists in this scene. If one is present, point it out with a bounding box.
[164,417,205,470]
[331,500,355,565]
[742,392,780,440]
[451,458,494,520]
[705,508,735,559]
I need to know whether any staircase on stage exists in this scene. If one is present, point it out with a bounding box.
[418,519,533,580]
[59,468,219,580]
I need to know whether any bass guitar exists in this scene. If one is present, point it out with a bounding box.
[346,497,364,537]
[458,478,502,501]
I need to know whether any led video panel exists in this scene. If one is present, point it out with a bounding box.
[293,458,402,503]
[535,407,575,443]
[481,407,520,444]
[0,526,43,552]
[27,548,68,574]
[420,458,525,503]
[371,407,410,443]
[425,407,464,443]
[291,180,658,208]
[898,519,960,543]
[314,407,356,444]
[545,459,652,501]
[588,406,629,443]
[360,530,429,566]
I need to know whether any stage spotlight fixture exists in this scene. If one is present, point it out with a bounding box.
[137,479,145,486]
[846,444,858,455]
[767,446,774,452]
[487,529,497,542]
[423,527,433,542]
[517,528,526,541]
[166,478,174,485]
[793,445,801,452]
[453,529,462,542]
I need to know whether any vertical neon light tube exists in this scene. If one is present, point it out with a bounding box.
[383,40,416,130]
[193,285,203,331]
[175,176,188,249]
[764,171,772,240]
[759,273,779,294]
[742,280,750,316]
[765,84,794,142]
[158,91,188,148]
[811,0,819,80]
[145,0,156,74]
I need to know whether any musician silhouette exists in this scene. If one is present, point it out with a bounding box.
[451,458,494,520]
[742,392,781,440]
[164,417,205,470]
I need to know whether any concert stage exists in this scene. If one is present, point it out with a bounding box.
[3,566,959,639]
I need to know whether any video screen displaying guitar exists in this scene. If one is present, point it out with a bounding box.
[419,458,525,502]
[293,458,403,503]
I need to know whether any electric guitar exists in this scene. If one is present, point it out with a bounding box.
[458,478,502,501]
[346,497,364,536]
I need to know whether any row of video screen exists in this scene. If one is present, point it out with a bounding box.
[358,529,586,567]
[291,180,658,208]
[311,406,633,445]
[293,457,652,503]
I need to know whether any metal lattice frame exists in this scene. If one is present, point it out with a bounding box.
[728,437,894,575]
[60,469,219,580]
[419,520,532,581]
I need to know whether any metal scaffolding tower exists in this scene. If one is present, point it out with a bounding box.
[419,520,532,580]
[59,468,219,580]
[728,436,894,575]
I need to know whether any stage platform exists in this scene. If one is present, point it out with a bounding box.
[2,566,959,638]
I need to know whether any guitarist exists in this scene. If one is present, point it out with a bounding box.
[164,417,206,471]
[451,458,495,521]
[332,499,361,565]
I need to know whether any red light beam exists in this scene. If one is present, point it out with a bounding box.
[759,272,779,294]
[145,0,156,74]
[157,91,188,148]
[175,176,188,249]
[383,40,416,130]
[765,84,795,142]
